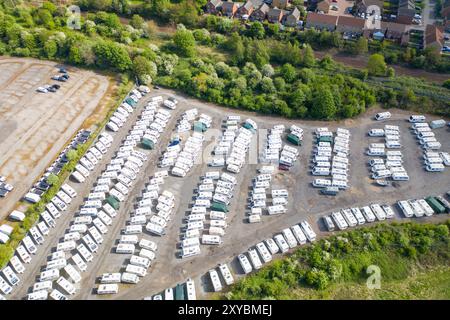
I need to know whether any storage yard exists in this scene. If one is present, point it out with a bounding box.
[0,57,111,221]
[1,84,449,300]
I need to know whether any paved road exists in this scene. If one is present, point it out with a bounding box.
[422,0,436,28]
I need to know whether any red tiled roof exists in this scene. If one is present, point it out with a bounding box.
[337,16,366,28]
[425,24,444,48]
[306,12,338,25]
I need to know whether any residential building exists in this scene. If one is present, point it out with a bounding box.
[354,0,383,15]
[235,0,256,19]
[397,0,415,24]
[251,3,270,21]
[205,0,223,14]
[316,0,330,13]
[442,0,450,32]
[424,24,444,51]
[305,12,338,31]
[382,21,408,41]
[283,7,301,26]
[336,16,366,35]
[364,21,409,44]
[267,7,285,23]
[272,0,290,9]
[221,0,239,17]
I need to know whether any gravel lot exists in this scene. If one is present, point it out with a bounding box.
[0,57,111,221]
[7,87,450,300]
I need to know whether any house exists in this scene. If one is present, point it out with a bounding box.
[364,21,409,44]
[283,7,301,27]
[316,0,330,13]
[305,12,338,31]
[442,0,450,32]
[397,0,415,24]
[267,7,284,23]
[235,1,254,18]
[251,3,270,21]
[354,0,383,15]
[221,0,239,17]
[205,0,223,14]
[381,21,408,40]
[336,16,366,35]
[424,24,444,51]
[272,0,290,9]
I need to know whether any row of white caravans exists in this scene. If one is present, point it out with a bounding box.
[237,221,316,275]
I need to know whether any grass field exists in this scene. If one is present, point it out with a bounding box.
[287,266,450,300]
[220,222,450,300]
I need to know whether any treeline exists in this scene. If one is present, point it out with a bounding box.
[0,3,163,84]
[172,27,449,116]
[201,14,450,74]
[77,0,450,73]
[78,0,205,27]
[157,27,375,120]
[224,221,450,299]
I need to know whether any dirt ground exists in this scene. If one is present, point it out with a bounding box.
[0,57,113,221]
[6,87,450,301]
[315,51,450,84]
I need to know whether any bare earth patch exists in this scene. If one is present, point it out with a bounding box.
[0,57,114,220]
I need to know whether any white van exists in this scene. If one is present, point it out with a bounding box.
[312,167,330,176]
[425,163,445,172]
[97,284,119,295]
[368,129,385,137]
[181,245,201,259]
[424,141,441,150]
[273,234,289,253]
[367,148,385,156]
[40,269,60,282]
[33,281,53,293]
[409,115,426,123]
[392,172,409,181]
[386,140,402,149]
[290,225,307,245]
[201,234,222,245]
[237,254,252,274]
[331,211,348,230]
[101,273,121,284]
[71,171,85,183]
[116,243,135,254]
[375,112,391,121]
[130,255,151,269]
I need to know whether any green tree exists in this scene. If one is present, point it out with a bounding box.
[36,9,55,29]
[170,0,199,27]
[280,63,296,83]
[94,41,132,71]
[130,14,145,29]
[43,39,58,58]
[302,45,315,67]
[353,37,368,55]
[247,21,265,39]
[443,79,450,89]
[261,64,275,77]
[46,174,59,186]
[367,53,387,76]
[66,149,78,161]
[387,67,395,77]
[133,56,157,84]
[260,76,275,93]
[310,86,337,119]
[225,32,245,65]
[173,28,196,57]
